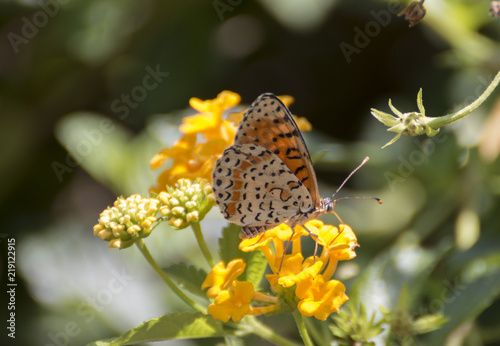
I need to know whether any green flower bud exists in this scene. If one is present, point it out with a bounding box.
[371,89,439,148]
[93,194,160,249]
[372,72,500,148]
[330,303,385,345]
[158,178,215,230]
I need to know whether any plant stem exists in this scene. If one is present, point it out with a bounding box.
[303,316,326,346]
[244,316,301,346]
[292,309,314,346]
[191,222,215,267]
[427,70,500,128]
[135,239,206,313]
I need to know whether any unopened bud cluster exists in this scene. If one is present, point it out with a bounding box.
[157,178,215,229]
[93,179,215,248]
[93,195,160,249]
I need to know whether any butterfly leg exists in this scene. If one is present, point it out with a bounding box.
[300,224,320,263]
[278,222,297,273]
[330,209,344,224]
[328,226,345,247]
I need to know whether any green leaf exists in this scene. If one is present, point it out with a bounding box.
[351,241,445,312]
[396,283,410,312]
[425,270,500,344]
[55,112,131,193]
[413,314,448,335]
[54,112,160,195]
[240,248,267,288]
[219,223,247,264]
[219,223,269,288]
[163,263,208,299]
[87,311,225,346]
[55,112,172,195]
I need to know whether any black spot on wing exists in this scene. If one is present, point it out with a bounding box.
[294,165,306,174]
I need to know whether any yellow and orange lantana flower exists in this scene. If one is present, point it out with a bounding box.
[203,221,357,322]
[243,221,354,320]
[202,259,279,322]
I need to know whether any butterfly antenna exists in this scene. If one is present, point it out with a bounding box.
[331,156,370,198]
[330,156,383,206]
[333,196,382,204]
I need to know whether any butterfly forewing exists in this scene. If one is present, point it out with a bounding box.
[233,93,320,206]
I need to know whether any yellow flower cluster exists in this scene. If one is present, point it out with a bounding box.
[93,194,160,249]
[157,178,215,229]
[201,259,279,322]
[150,91,241,192]
[150,91,312,193]
[203,220,357,321]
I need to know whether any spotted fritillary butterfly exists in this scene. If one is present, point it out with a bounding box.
[212,93,377,239]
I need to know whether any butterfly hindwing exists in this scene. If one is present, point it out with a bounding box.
[212,144,313,236]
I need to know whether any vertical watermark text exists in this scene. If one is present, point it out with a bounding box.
[4,237,17,339]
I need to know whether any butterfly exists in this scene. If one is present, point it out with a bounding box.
[212,93,379,239]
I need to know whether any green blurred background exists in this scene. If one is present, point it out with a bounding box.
[1,0,500,345]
